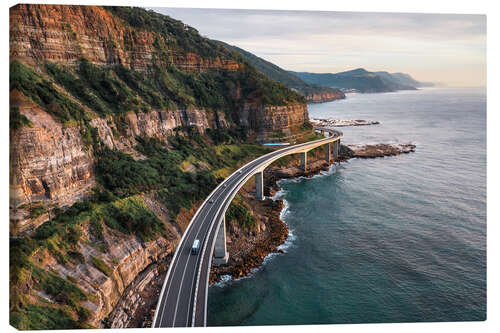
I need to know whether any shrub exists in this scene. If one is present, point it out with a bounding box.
[31,266,87,304]
[10,61,87,123]
[89,215,104,241]
[63,226,82,246]
[10,107,32,130]
[90,256,112,276]
[10,304,79,330]
[27,204,46,219]
[226,196,256,229]
[300,121,313,131]
[100,197,165,241]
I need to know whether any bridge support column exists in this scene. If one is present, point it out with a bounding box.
[325,142,332,162]
[333,140,340,158]
[300,151,308,171]
[213,216,229,265]
[255,171,264,200]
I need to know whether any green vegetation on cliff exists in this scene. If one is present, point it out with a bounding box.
[9,130,272,329]
[106,6,233,59]
[226,195,256,229]
[10,107,32,130]
[10,61,88,123]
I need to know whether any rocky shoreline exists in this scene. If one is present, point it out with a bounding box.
[209,198,288,284]
[311,117,380,127]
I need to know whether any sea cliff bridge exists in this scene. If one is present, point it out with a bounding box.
[152,128,343,327]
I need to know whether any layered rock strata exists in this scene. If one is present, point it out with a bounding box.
[306,90,345,103]
[9,4,242,73]
[240,103,309,140]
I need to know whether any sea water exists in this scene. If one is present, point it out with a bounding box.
[207,87,486,325]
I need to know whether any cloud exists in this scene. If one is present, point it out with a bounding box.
[146,7,486,86]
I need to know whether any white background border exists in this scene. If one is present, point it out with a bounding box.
[2,0,496,332]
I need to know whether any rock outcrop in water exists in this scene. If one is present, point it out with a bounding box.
[311,118,380,127]
[343,143,416,158]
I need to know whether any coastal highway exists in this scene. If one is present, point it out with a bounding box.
[152,128,343,327]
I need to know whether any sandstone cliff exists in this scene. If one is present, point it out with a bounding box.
[306,90,346,103]
[10,91,95,234]
[10,4,242,72]
[25,195,179,328]
[240,103,309,140]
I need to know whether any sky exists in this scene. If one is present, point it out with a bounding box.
[148,7,486,87]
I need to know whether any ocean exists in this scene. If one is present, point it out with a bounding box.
[207,87,487,326]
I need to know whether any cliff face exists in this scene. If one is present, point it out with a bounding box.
[306,90,346,103]
[10,91,95,234]
[9,4,309,235]
[9,4,307,131]
[240,103,309,139]
[10,4,242,73]
[90,107,227,153]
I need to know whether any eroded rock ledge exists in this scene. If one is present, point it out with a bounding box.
[311,118,380,127]
[344,143,416,158]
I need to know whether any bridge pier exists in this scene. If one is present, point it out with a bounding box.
[300,151,308,171]
[255,171,264,200]
[333,140,340,158]
[325,142,332,162]
[213,216,229,265]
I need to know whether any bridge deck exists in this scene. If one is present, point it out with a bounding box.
[153,128,343,327]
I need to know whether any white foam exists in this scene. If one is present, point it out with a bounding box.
[213,274,233,287]
[270,188,286,201]
[279,198,290,219]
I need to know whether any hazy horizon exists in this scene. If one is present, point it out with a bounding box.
[148,7,486,87]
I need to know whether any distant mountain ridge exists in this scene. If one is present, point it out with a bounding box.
[289,68,433,93]
[222,42,345,103]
